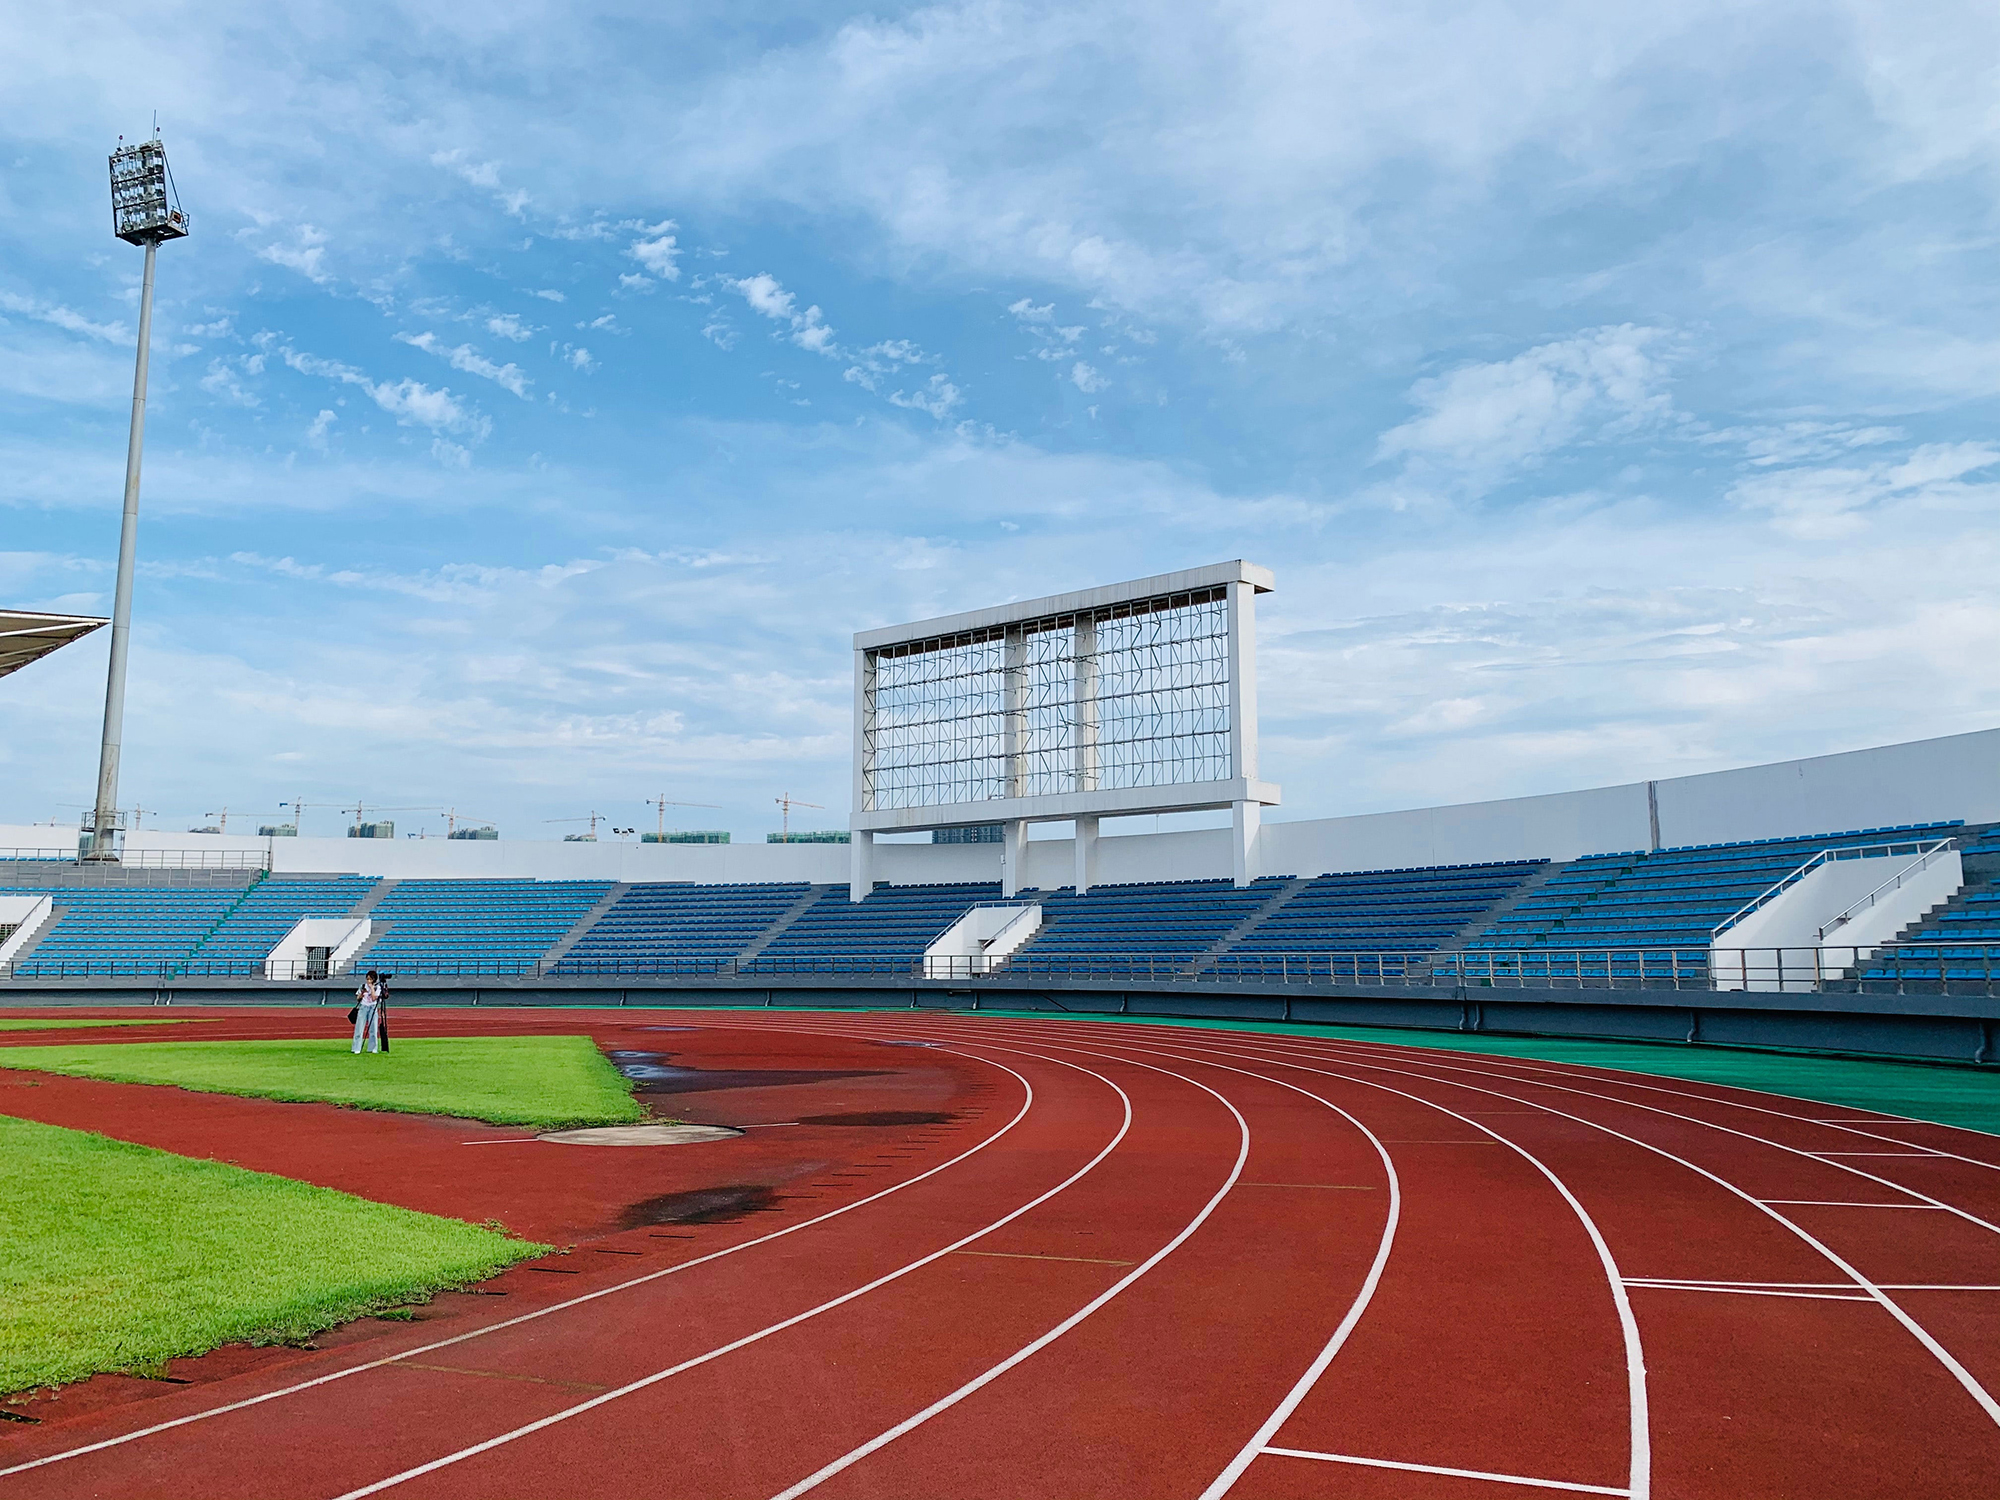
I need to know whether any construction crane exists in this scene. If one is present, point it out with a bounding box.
[544,812,608,841]
[202,807,231,833]
[341,803,436,836]
[774,793,824,839]
[437,807,498,837]
[646,794,720,838]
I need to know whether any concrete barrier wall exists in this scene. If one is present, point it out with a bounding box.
[3,724,1994,888]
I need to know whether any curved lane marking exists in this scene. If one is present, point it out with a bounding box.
[764,1035,1268,1499]
[325,1038,1144,1499]
[1182,1028,2000,1432]
[0,1029,1040,1481]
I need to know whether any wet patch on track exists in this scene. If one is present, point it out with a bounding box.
[794,1110,959,1127]
[617,1184,781,1229]
[606,1050,882,1096]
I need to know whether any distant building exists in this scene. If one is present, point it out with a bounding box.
[767,830,851,844]
[562,833,597,842]
[258,823,298,837]
[348,821,394,840]
[644,830,730,844]
[448,826,499,840]
[933,825,1003,844]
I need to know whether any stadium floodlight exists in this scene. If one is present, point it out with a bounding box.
[85,135,189,862]
[850,560,1281,898]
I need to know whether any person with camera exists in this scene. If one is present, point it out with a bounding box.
[350,969,384,1054]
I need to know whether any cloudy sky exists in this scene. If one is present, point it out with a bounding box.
[4,1,1998,843]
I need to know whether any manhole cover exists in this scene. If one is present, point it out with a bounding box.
[539,1124,744,1146]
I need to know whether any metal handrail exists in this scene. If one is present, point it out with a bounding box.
[1816,841,1957,940]
[5,940,1996,995]
[1710,839,1949,938]
[0,847,268,871]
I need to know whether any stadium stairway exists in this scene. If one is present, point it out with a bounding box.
[1205,861,1550,980]
[1860,823,2000,981]
[1185,876,1314,974]
[1463,821,1966,979]
[757,882,1004,970]
[179,873,381,976]
[553,881,822,975]
[353,878,617,975]
[541,883,632,966]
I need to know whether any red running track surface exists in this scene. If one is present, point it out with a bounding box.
[2,1007,1998,1499]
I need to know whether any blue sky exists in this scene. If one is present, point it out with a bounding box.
[4,1,1998,842]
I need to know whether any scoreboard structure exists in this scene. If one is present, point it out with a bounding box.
[850,561,1281,897]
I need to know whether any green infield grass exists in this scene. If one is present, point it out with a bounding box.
[0,1035,642,1128]
[0,1115,545,1392]
[0,1017,191,1032]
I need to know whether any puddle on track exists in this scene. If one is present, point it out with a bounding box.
[794,1110,959,1127]
[605,1049,883,1096]
[618,1184,781,1229]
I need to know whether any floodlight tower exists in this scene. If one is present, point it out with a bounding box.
[85,135,188,860]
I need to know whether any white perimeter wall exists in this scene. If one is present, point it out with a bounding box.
[2,726,1994,889]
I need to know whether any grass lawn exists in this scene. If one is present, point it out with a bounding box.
[0,1035,642,1128]
[0,1017,191,1032]
[0,1115,546,1392]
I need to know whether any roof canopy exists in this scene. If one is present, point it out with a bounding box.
[0,608,107,682]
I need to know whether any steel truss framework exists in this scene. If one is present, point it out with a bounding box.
[862,587,1232,812]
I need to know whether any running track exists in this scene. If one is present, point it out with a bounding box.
[5,1008,2000,1498]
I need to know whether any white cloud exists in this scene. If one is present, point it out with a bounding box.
[702,320,738,350]
[394,331,532,399]
[485,313,536,342]
[629,221,682,281]
[1729,442,2000,539]
[200,355,263,407]
[431,149,501,190]
[888,372,964,419]
[1376,326,1677,495]
[254,225,332,284]
[306,409,336,450]
[263,338,491,444]
[1070,361,1108,393]
[726,272,840,357]
[0,291,128,343]
[531,289,567,303]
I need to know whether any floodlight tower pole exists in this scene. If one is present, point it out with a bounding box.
[88,136,187,861]
[88,238,155,858]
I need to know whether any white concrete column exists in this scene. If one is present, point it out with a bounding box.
[1002,625,1028,799]
[1000,818,1028,899]
[1230,800,1260,888]
[1072,614,1099,794]
[1225,580,1260,783]
[849,829,874,902]
[1073,814,1099,894]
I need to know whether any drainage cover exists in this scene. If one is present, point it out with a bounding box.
[539,1124,744,1147]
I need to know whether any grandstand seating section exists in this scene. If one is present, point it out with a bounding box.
[1462,823,1963,978]
[180,874,379,975]
[1222,862,1546,978]
[359,878,614,975]
[5,879,257,977]
[759,883,1004,968]
[555,882,813,974]
[1860,823,2000,982]
[1,817,1988,986]
[1008,877,1289,975]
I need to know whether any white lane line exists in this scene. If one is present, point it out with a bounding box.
[458,1139,541,1145]
[1625,1284,1873,1303]
[765,1043,1259,1500]
[1278,1036,2000,1240]
[1077,1033,1649,1500]
[1759,1200,1946,1208]
[328,1047,1142,1500]
[1811,1151,1947,1158]
[0,1031,1039,1482]
[873,1018,1639,1500]
[1186,1024,2000,1179]
[1261,1447,1628,1494]
[1201,1031,2000,1433]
